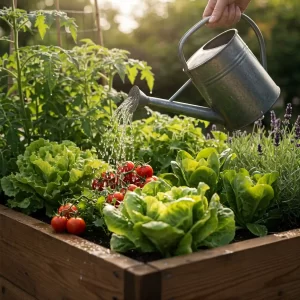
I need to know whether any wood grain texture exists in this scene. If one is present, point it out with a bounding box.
[0,276,37,300]
[0,205,141,300]
[125,264,161,300]
[149,230,300,300]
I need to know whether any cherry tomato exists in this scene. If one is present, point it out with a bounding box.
[145,176,158,184]
[107,194,114,203]
[128,184,138,191]
[117,161,135,173]
[124,172,139,184]
[66,217,86,235]
[101,171,117,189]
[135,164,153,178]
[112,192,124,202]
[92,179,99,190]
[120,188,127,194]
[58,203,78,218]
[51,216,67,233]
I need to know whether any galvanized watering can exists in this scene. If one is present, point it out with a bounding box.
[128,14,280,130]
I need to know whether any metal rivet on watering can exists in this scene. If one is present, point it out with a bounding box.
[128,14,280,131]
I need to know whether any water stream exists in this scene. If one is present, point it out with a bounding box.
[101,97,136,168]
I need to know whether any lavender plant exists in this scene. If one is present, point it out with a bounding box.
[230,104,300,227]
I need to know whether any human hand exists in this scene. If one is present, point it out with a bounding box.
[203,0,251,28]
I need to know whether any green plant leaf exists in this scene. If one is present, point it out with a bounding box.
[110,234,136,252]
[142,180,171,196]
[246,223,268,237]
[123,192,146,222]
[140,221,184,256]
[189,166,218,191]
[126,65,138,84]
[140,67,154,92]
[196,147,218,160]
[35,15,49,39]
[159,173,179,186]
[158,198,195,232]
[201,207,235,248]
[174,232,193,256]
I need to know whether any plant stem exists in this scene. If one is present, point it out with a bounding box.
[108,74,114,117]
[84,73,89,108]
[12,1,31,143]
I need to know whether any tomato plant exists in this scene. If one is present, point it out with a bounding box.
[58,203,78,218]
[117,161,135,173]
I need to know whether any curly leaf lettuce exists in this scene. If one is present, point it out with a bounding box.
[1,139,108,216]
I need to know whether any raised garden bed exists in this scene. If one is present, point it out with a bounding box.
[1,204,300,300]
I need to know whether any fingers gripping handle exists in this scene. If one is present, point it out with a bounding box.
[178,14,267,73]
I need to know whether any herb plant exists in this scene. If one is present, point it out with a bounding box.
[230,105,300,227]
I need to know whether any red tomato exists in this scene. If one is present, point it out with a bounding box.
[128,184,138,191]
[120,188,127,194]
[135,164,153,178]
[58,203,78,218]
[92,179,99,190]
[117,161,135,173]
[51,216,67,233]
[107,194,114,203]
[66,217,86,235]
[124,172,139,184]
[101,171,117,189]
[112,192,124,202]
[145,176,158,184]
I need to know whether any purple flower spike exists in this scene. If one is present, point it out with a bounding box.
[274,131,280,147]
[212,124,217,131]
[284,103,292,125]
[206,133,211,140]
[270,111,276,129]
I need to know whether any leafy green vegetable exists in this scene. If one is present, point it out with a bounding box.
[103,180,235,257]
[115,109,228,175]
[160,148,236,196]
[221,169,279,236]
[1,139,108,216]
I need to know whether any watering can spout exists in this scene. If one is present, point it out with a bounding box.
[128,86,225,125]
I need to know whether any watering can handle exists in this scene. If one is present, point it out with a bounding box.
[178,14,267,73]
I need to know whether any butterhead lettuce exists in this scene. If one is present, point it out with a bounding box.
[103,180,235,257]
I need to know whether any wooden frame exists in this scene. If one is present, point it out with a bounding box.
[1,204,300,300]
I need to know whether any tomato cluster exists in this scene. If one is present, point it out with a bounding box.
[92,161,157,206]
[51,203,86,235]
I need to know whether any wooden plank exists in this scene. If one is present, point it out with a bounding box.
[0,276,37,300]
[149,230,300,300]
[125,264,161,300]
[0,205,142,300]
